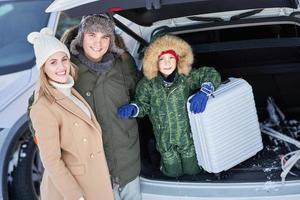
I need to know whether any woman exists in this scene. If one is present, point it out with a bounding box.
[28,27,114,200]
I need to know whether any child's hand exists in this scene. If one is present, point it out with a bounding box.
[189,92,208,113]
[117,104,138,119]
[189,82,214,113]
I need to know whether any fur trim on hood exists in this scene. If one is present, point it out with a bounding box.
[61,25,79,49]
[143,35,194,80]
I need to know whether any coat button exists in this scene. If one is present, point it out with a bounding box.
[90,153,94,158]
[82,138,87,142]
[73,122,79,126]
[86,91,91,97]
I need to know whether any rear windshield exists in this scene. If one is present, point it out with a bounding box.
[0,0,50,75]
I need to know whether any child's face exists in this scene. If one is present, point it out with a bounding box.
[158,53,177,77]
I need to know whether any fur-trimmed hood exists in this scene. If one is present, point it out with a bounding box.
[143,35,194,80]
[60,25,79,50]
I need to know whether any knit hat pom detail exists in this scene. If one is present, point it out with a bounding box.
[27,32,40,44]
[40,27,54,36]
[27,28,54,44]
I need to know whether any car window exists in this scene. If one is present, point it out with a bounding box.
[0,0,50,75]
[56,12,81,39]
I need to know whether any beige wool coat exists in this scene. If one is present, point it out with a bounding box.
[30,86,114,200]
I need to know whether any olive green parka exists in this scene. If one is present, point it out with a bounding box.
[62,26,140,188]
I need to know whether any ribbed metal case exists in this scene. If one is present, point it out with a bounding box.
[187,78,263,173]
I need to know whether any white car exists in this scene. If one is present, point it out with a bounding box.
[1,0,300,199]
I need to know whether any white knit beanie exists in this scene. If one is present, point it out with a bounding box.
[27,27,70,69]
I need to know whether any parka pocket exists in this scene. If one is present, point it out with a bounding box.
[67,164,85,176]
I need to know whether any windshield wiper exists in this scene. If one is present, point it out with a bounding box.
[230,9,263,21]
[187,16,224,22]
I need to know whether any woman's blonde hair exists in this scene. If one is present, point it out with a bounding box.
[33,62,78,104]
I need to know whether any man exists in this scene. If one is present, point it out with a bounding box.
[66,14,141,200]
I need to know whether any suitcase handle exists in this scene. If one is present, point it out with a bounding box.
[221,78,231,84]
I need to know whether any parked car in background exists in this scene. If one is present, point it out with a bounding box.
[1,0,300,199]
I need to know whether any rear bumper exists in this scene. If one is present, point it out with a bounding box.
[141,177,300,200]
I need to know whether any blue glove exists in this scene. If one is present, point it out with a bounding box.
[118,104,138,119]
[189,82,214,113]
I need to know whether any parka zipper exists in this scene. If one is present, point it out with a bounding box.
[93,73,119,184]
[166,85,179,144]
[167,86,178,99]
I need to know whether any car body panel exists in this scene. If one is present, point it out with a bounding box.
[0,69,36,128]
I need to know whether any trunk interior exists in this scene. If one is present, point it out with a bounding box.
[139,20,300,183]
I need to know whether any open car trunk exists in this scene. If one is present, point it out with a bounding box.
[139,17,300,183]
[45,0,300,185]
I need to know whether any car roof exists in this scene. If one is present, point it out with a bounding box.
[47,0,299,26]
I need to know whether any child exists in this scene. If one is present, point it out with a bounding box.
[118,35,221,177]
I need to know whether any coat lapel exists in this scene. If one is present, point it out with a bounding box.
[49,86,100,132]
[71,88,102,132]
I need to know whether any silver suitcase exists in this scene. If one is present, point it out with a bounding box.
[187,78,263,173]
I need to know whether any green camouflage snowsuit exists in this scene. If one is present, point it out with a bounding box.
[133,67,221,177]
